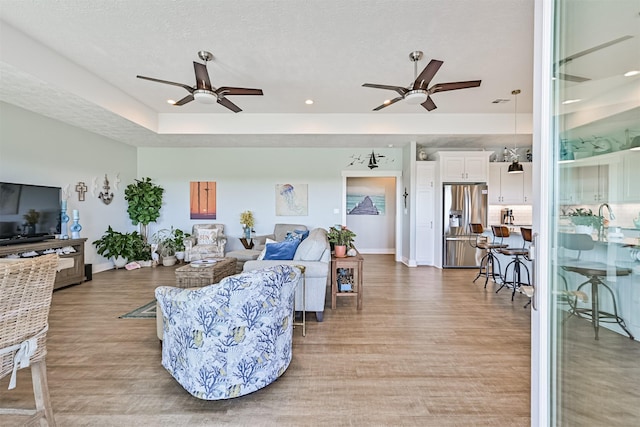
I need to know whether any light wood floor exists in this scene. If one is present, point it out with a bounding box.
[0,255,635,426]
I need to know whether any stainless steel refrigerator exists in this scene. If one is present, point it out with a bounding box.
[442,183,488,268]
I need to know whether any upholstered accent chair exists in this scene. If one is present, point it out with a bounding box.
[155,265,301,400]
[185,224,227,261]
[0,254,58,426]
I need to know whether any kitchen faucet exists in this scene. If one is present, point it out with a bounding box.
[598,203,615,240]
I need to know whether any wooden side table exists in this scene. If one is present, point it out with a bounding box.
[239,238,254,249]
[331,250,364,310]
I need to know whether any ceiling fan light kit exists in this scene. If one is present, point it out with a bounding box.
[404,90,429,105]
[193,90,218,104]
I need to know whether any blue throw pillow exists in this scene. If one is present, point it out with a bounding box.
[263,239,300,260]
[286,229,309,242]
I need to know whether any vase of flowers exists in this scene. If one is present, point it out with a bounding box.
[327,225,356,258]
[240,210,255,239]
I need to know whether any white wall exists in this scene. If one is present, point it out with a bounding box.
[0,102,138,272]
[1,103,411,269]
[137,147,403,253]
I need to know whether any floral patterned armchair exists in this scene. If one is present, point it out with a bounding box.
[155,264,301,400]
[185,224,227,261]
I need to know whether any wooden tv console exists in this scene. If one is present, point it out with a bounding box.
[0,238,87,290]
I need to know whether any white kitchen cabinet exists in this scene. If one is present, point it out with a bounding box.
[435,151,492,182]
[622,150,640,202]
[488,162,532,205]
[559,152,621,204]
[416,162,435,265]
[559,163,582,204]
[579,164,609,203]
[522,163,533,203]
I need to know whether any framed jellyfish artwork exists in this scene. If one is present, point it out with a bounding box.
[275,183,308,216]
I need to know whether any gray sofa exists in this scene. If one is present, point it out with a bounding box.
[227,224,308,273]
[243,227,330,321]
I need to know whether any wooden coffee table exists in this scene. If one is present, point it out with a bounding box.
[174,257,237,288]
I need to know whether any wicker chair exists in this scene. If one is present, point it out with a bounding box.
[0,253,58,426]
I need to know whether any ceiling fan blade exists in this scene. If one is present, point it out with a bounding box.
[216,87,264,96]
[136,75,194,93]
[194,62,212,90]
[557,35,633,67]
[372,96,404,111]
[429,80,481,93]
[556,72,590,83]
[363,83,408,97]
[413,59,444,90]
[421,97,437,111]
[217,97,242,113]
[173,95,194,106]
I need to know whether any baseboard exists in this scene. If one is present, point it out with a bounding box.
[357,248,395,254]
[93,262,114,274]
[402,257,417,267]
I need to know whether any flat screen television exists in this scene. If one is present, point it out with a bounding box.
[0,182,61,245]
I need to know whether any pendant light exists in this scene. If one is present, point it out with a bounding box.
[508,89,524,174]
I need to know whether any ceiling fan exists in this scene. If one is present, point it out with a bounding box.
[554,35,633,82]
[362,51,481,111]
[136,51,263,113]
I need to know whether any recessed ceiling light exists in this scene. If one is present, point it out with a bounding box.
[491,98,510,104]
[562,99,581,105]
[624,70,639,77]
[167,99,176,105]
[305,99,314,105]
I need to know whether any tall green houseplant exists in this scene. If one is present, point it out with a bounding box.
[124,177,164,242]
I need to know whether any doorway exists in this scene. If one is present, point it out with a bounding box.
[341,171,402,261]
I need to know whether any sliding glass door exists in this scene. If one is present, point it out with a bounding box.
[533,0,640,424]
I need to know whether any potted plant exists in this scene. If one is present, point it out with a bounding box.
[152,227,189,266]
[124,177,164,242]
[22,208,40,235]
[327,225,356,258]
[131,235,153,267]
[240,210,255,239]
[567,208,603,235]
[172,228,191,262]
[93,226,144,268]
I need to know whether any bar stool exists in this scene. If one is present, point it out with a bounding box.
[559,233,633,340]
[520,227,534,308]
[493,225,531,301]
[469,223,507,288]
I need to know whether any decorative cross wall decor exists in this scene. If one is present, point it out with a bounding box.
[75,181,87,201]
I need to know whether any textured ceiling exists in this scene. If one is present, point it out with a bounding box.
[0,0,637,148]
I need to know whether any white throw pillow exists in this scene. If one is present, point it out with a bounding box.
[257,238,277,260]
[197,228,218,245]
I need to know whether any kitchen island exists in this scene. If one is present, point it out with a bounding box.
[480,226,640,341]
